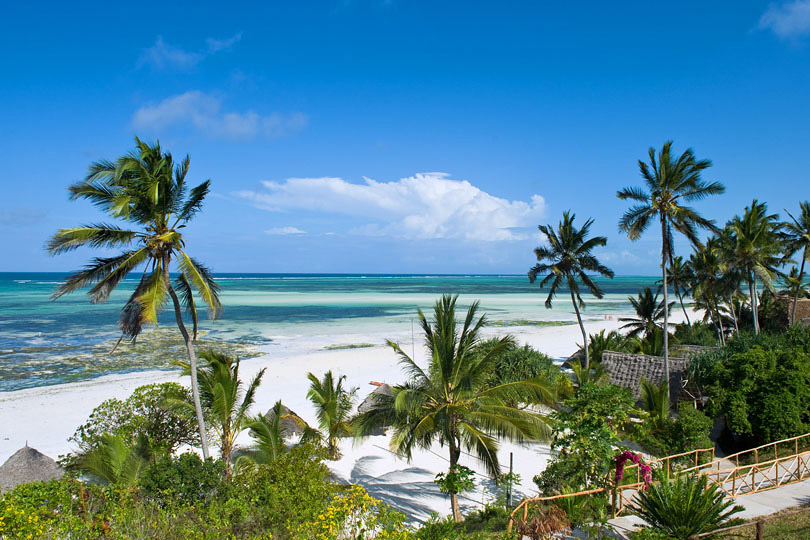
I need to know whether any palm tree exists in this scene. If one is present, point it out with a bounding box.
[632,474,743,540]
[175,351,264,474]
[640,379,670,434]
[353,295,554,522]
[725,200,786,334]
[783,201,810,325]
[306,370,357,459]
[690,238,728,345]
[73,433,148,486]
[783,266,810,307]
[529,211,614,371]
[47,138,221,459]
[619,286,670,340]
[618,141,724,397]
[664,256,694,325]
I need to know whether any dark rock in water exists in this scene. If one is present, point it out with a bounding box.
[0,445,64,493]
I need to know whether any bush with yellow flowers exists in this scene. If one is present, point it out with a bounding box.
[295,485,413,540]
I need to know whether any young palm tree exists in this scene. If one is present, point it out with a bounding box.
[783,267,810,306]
[725,200,786,334]
[633,474,743,540]
[618,141,724,396]
[239,401,319,467]
[73,433,149,486]
[640,379,670,433]
[353,295,555,522]
[306,370,357,459]
[175,351,265,474]
[783,201,810,325]
[664,256,694,325]
[47,138,221,458]
[529,211,614,371]
[619,286,670,340]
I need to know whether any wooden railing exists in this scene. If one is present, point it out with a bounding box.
[508,432,810,530]
[507,487,607,533]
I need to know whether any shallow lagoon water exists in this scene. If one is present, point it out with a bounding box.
[0,273,657,391]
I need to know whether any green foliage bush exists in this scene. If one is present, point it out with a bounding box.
[139,452,225,505]
[634,402,713,458]
[706,327,810,446]
[672,322,718,347]
[474,338,571,400]
[62,382,198,466]
[534,383,634,493]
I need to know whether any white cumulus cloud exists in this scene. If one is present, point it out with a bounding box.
[265,226,307,235]
[132,91,308,140]
[139,33,243,69]
[759,0,810,39]
[238,173,546,242]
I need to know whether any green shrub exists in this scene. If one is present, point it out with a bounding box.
[139,452,225,505]
[632,474,743,540]
[672,322,718,347]
[534,383,635,493]
[62,382,198,466]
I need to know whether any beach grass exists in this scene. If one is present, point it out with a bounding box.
[323,343,376,350]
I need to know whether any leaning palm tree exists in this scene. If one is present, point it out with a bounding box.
[47,138,221,459]
[529,211,614,371]
[618,141,724,397]
[783,201,810,325]
[306,370,357,459]
[175,351,264,474]
[619,286,670,340]
[725,200,786,334]
[353,295,555,522]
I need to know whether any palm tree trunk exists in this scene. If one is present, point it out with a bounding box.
[749,272,760,334]
[729,299,739,334]
[569,284,589,371]
[660,219,670,401]
[715,303,726,347]
[449,445,463,523]
[676,289,690,326]
[164,258,210,460]
[792,250,807,326]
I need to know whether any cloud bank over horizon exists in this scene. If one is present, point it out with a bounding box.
[237,173,546,242]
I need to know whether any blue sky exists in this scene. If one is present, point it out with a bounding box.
[2,0,809,274]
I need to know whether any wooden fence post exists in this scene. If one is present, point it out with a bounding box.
[756,519,764,540]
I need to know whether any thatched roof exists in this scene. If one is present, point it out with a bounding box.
[358,384,393,415]
[600,351,692,404]
[264,405,307,437]
[0,445,64,493]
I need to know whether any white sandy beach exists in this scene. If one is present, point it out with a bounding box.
[0,313,687,522]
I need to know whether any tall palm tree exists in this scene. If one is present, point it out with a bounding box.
[664,256,694,325]
[306,370,357,459]
[529,211,614,371]
[725,200,786,334]
[47,138,221,458]
[353,295,554,522]
[619,286,670,340]
[783,201,810,325]
[175,351,265,474]
[617,141,724,397]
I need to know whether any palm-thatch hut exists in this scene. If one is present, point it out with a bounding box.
[0,445,64,493]
[357,383,393,435]
[600,351,692,405]
[264,405,307,437]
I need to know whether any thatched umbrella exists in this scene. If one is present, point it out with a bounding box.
[357,384,393,435]
[264,405,307,437]
[0,445,64,493]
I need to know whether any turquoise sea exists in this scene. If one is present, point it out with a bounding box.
[0,273,658,392]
